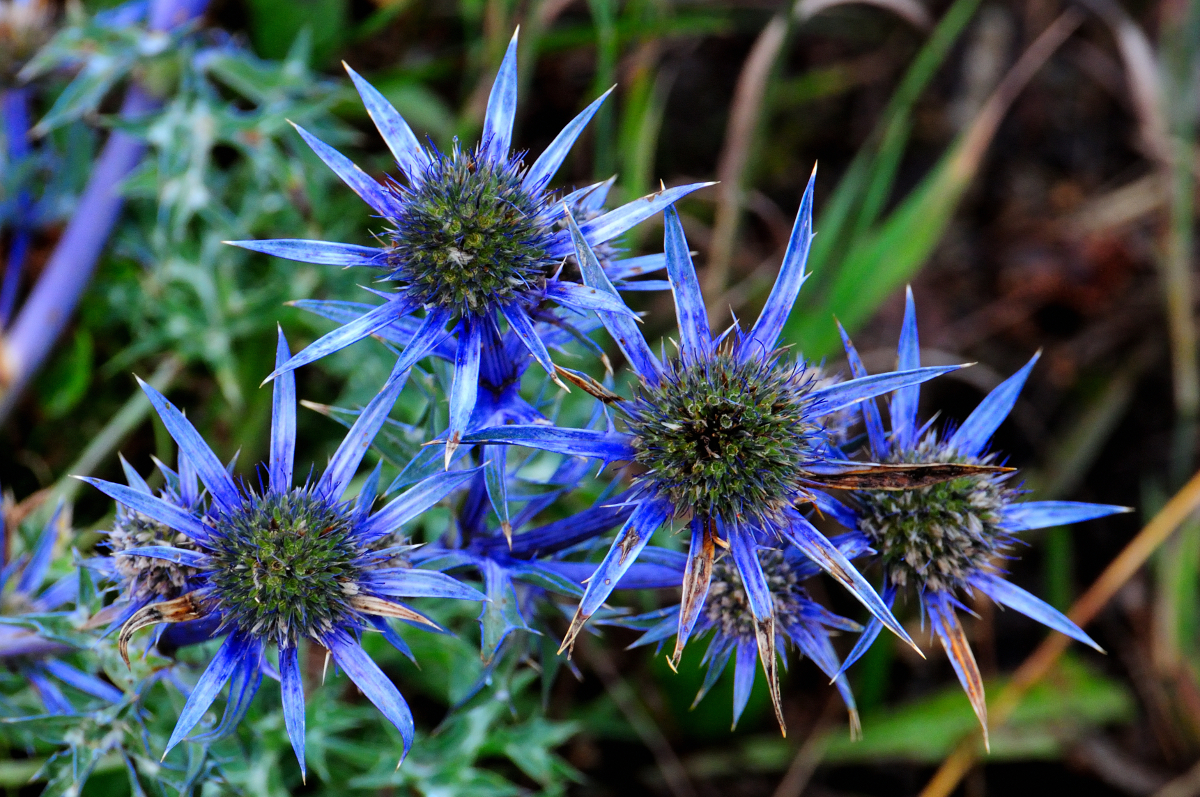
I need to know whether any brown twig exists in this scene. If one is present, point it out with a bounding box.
[919,466,1200,797]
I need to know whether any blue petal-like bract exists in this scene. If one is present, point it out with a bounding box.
[137,378,240,511]
[663,205,711,366]
[279,644,307,778]
[544,281,643,318]
[729,530,772,622]
[225,238,388,268]
[972,572,1103,651]
[555,182,714,252]
[779,513,915,650]
[79,479,212,544]
[947,352,1040,458]
[1001,500,1129,531]
[325,628,415,751]
[500,303,556,378]
[836,584,893,676]
[567,211,663,384]
[267,296,421,382]
[357,467,480,543]
[41,659,123,703]
[524,88,612,192]
[808,491,860,533]
[363,568,486,601]
[119,453,153,495]
[810,364,963,416]
[461,425,637,462]
[743,167,816,359]
[447,318,483,453]
[165,633,252,754]
[481,30,519,164]
[27,668,72,715]
[731,642,757,728]
[292,123,397,218]
[17,505,60,596]
[270,329,296,494]
[577,499,672,617]
[343,63,429,183]
[317,308,450,499]
[838,321,887,458]
[890,286,921,450]
[117,546,209,567]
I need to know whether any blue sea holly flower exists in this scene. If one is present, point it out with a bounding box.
[86,452,207,640]
[463,174,1004,725]
[835,289,1130,747]
[616,533,868,735]
[228,29,708,460]
[0,504,124,715]
[80,330,486,777]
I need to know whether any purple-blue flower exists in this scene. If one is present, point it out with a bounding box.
[835,288,1130,746]
[228,29,707,462]
[463,172,997,725]
[80,330,486,777]
[0,504,124,715]
[615,531,868,735]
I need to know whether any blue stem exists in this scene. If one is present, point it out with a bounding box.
[0,229,30,328]
[0,0,209,424]
[1,87,32,328]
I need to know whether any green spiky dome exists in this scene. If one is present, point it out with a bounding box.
[706,548,806,640]
[110,513,200,602]
[387,144,554,315]
[852,434,1014,592]
[206,491,363,645]
[626,353,825,526]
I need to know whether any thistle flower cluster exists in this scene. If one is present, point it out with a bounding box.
[5,20,1131,786]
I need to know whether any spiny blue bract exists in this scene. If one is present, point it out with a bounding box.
[462,174,988,736]
[836,287,1130,748]
[81,330,485,778]
[627,352,825,527]
[226,29,710,461]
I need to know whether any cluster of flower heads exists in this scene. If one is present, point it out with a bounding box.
[2,26,1129,778]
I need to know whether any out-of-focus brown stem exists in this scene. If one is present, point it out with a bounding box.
[920,466,1200,797]
[703,12,789,323]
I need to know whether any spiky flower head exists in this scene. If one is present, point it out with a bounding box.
[836,288,1130,746]
[463,177,998,730]
[228,29,710,459]
[105,454,206,609]
[83,330,484,776]
[626,352,827,528]
[853,432,1013,592]
[0,504,124,714]
[619,538,865,736]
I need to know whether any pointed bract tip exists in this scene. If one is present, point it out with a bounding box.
[444,435,460,470]
[557,607,590,657]
[665,654,679,673]
[502,521,514,549]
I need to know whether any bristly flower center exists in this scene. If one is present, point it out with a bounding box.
[627,353,824,526]
[110,513,200,602]
[207,491,362,646]
[387,144,553,315]
[706,548,805,640]
[853,434,1013,592]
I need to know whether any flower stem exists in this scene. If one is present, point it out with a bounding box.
[0,0,209,426]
